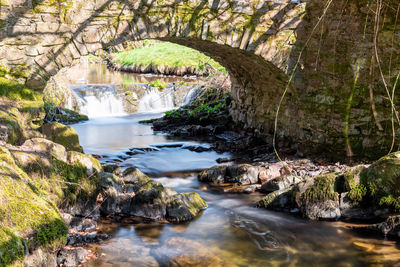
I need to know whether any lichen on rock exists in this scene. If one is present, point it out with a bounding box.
[41,122,83,152]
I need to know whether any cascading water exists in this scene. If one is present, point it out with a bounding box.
[138,87,175,112]
[67,85,127,118]
[182,85,203,105]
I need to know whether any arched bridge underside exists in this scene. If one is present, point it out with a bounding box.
[0,0,399,158]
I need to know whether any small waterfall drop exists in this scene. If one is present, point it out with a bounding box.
[138,87,175,112]
[68,85,127,118]
[182,85,202,105]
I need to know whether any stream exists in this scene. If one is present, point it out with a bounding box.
[67,63,399,267]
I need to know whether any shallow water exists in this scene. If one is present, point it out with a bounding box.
[68,69,400,267]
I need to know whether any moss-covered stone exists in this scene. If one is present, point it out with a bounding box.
[166,192,207,223]
[41,122,83,152]
[0,147,68,266]
[359,152,400,209]
[67,151,102,175]
[299,173,339,204]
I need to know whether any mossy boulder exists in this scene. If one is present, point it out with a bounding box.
[67,151,102,175]
[22,138,68,162]
[0,147,68,266]
[358,152,400,209]
[41,122,83,152]
[166,192,207,222]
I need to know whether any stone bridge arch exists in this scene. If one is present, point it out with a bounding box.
[0,0,399,158]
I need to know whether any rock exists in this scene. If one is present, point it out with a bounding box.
[260,176,301,193]
[216,157,233,163]
[185,145,211,152]
[103,164,123,176]
[166,192,207,222]
[67,151,102,175]
[121,167,151,185]
[23,248,57,267]
[225,164,261,185]
[154,237,227,267]
[358,152,400,209]
[198,165,227,184]
[69,217,98,232]
[41,122,83,152]
[99,172,123,192]
[367,215,400,238]
[295,174,341,220]
[258,162,284,184]
[22,138,67,162]
[257,187,298,212]
[199,164,263,185]
[57,247,88,267]
[66,232,110,245]
[339,192,373,219]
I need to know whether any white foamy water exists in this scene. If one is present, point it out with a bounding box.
[67,85,127,118]
[138,87,175,112]
[182,85,202,105]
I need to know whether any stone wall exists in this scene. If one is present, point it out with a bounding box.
[0,0,399,159]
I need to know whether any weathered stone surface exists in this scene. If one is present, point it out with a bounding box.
[260,176,301,193]
[198,164,263,185]
[56,247,88,267]
[21,138,67,162]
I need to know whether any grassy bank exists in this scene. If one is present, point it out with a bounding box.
[111,41,226,76]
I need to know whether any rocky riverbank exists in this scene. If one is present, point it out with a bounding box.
[0,86,207,266]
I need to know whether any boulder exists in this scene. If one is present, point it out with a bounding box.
[260,176,301,193]
[56,247,88,267]
[199,164,262,185]
[41,122,83,152]
[166,192,207,222]
[67,151,102,175]
[22,138,67,162]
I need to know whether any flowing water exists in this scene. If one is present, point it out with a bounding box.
[67,64,400,267]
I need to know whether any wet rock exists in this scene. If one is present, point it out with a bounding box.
[41,122,83,152]
[166,192,207,222]
[67,151,102,175]
[258,162,284,184]
[103,164,123,176]
[66,232,110,245]
[57,247,88,267]
[260,176,301,193]
[199,164,262,185]
[154,237,227,267]
[99,172,123,192]
[216,157,233,163]
[257,187,298,212]
[367,215,400,238]
[198,165,227,184]
[69,217,98,232]
[185,145,211,152]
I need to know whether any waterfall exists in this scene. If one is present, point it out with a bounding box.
[67,85,127,118]
[182,85,202,105]
[137,87,175,112]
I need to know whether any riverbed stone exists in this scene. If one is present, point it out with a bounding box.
[22,138,67,162]
[260,175,301,193]
[166,192,207,222]
[199,164,262,185]
[154,237,227,267]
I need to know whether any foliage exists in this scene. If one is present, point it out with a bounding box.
[148,79,168,90]
[113,41,226,74]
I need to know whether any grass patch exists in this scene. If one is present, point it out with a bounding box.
[0,78,42,107]
[112,41,226,74]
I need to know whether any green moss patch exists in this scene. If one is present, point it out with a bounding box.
[300,173,339,204]
[0,147,68,266]
[41,122,83,152]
